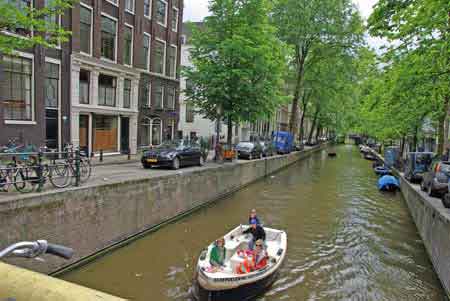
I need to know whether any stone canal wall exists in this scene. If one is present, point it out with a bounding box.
[0,144,327,275]
[398,176,450,297]
[373,151,450,297]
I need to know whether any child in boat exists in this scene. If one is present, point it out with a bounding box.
[253,239,268,270]
[210,238,226,268]
[248,208,261,225]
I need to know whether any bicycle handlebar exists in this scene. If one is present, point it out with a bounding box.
[0,240,74,260]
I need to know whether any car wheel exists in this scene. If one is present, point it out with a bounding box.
[172,157,180,170]
[428,182,437,197]
[198,156,205,166]
[142,163,151,169]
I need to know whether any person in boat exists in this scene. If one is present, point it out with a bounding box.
[252,239,268,270]
[248,208,261,225]
[243,219,266,250]
[210,238,226,268]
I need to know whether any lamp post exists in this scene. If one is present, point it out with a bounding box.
[215,105,223,161]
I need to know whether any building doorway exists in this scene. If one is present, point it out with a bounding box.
[120,117,130,153]
[79,115,90,156]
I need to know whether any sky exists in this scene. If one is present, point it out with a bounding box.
[182,0,385,51]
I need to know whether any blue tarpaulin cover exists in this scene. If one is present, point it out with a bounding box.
[378,175,400,190]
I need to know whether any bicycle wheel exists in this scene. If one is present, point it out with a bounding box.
[13,168,36,193]
[49,163,71,188]
[79,159,92,183]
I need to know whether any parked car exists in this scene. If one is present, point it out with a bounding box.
[273,131,294,154]
[259,141,275,157]
[235,142,263,160]
[141,140,204,170]
[420,159,450,197]
[404,152,434,183]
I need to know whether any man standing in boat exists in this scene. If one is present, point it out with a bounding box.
[243,219,266,250]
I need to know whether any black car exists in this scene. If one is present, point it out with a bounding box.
[235,142,263,160]
[404,152,434,183]
[259,141,275,157]
[141,140,204,170]
[420,159,450,197]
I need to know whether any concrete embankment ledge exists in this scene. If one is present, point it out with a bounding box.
[0,144,327,278]
[373,151,450,297]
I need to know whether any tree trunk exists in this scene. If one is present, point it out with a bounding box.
[315,125,321,142]
[413,126,418,152]
[308,107,319,144]
[437,95,450,156]
[298,91,310,143]
[227,116,233,148]
[400,135,406,158]
[289,47,306,137]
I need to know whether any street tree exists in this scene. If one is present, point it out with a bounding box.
[183,0,287,146]
[0,0,74,54]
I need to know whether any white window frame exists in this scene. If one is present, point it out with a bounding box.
[169,44,177,78]
[143,32,151,71]
[4,51,36,125]
[44,0,62,49]
[171,7,179,32]
[166,86,175,109]
[105,0,119,7]
[123,78,132,109]
[147,82,152,107]
[155,38,166,75]
[124,23,134,67]
[144,0,152,19]
[100,12,118,63]
[156,0,168,27]
[125,0,135,14]
[153,84,164,109]
[79,3,94,56]
[151,118,163,146]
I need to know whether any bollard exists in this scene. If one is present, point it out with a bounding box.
[37,151,44,192]
[127,148,131,160]
[100,149,103,162]
[75,150,81,187]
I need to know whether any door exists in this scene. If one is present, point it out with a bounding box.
[79,115,89,156]
[120,117,130,153]
[45,109,58,149]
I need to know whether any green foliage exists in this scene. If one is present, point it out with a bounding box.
[183,0,288,143]
[0,0,75,54]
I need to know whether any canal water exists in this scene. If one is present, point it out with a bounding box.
[62,145,444,300]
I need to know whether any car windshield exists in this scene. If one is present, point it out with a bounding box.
[415,154,432,165]
[236,142,253,149]
[156,140,185,150]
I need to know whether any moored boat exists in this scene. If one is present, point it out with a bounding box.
[192,225,287,301]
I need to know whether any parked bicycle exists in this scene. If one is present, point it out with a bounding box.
[0,240,73,260]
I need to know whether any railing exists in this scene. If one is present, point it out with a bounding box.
[0,149,92,194]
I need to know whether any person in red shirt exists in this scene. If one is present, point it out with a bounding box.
[252,239,268,270]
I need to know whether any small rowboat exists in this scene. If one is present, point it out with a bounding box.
[192,225,287,301]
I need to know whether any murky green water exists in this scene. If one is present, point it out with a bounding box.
[63,145,444,300]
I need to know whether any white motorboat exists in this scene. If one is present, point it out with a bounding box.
[192,225,287,301]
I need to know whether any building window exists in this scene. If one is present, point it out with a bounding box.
[156,0,167,26]
[152,118,162,145]
[80,5,92,54]
[154,40,166,74]
[1,55,33,121]
[106,0,118,5]
[5,0,32,37]
[98,74,116,107]
[123,79,131,108]
[140,82,151,108]
[168,45,177,77]
[79,70,90,104]
[166,87,175,109]
[153,84,163,109]
[143,33,151,70]
[144,0,151,18]
[44,62,59,108]
[140,118,151,146]
[186,101,195,123]
[101,15,117,61]
[44,0,61,46]
[171,7,179,32]
[124,25,133,66]
[125,0,134,12]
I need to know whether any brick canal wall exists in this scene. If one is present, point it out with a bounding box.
[0,144,327,274]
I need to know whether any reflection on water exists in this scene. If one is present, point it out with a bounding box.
[62,145,444,300]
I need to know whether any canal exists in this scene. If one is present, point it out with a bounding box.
[62,145,444,300]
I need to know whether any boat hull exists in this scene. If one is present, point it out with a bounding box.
[193,270,279,301]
